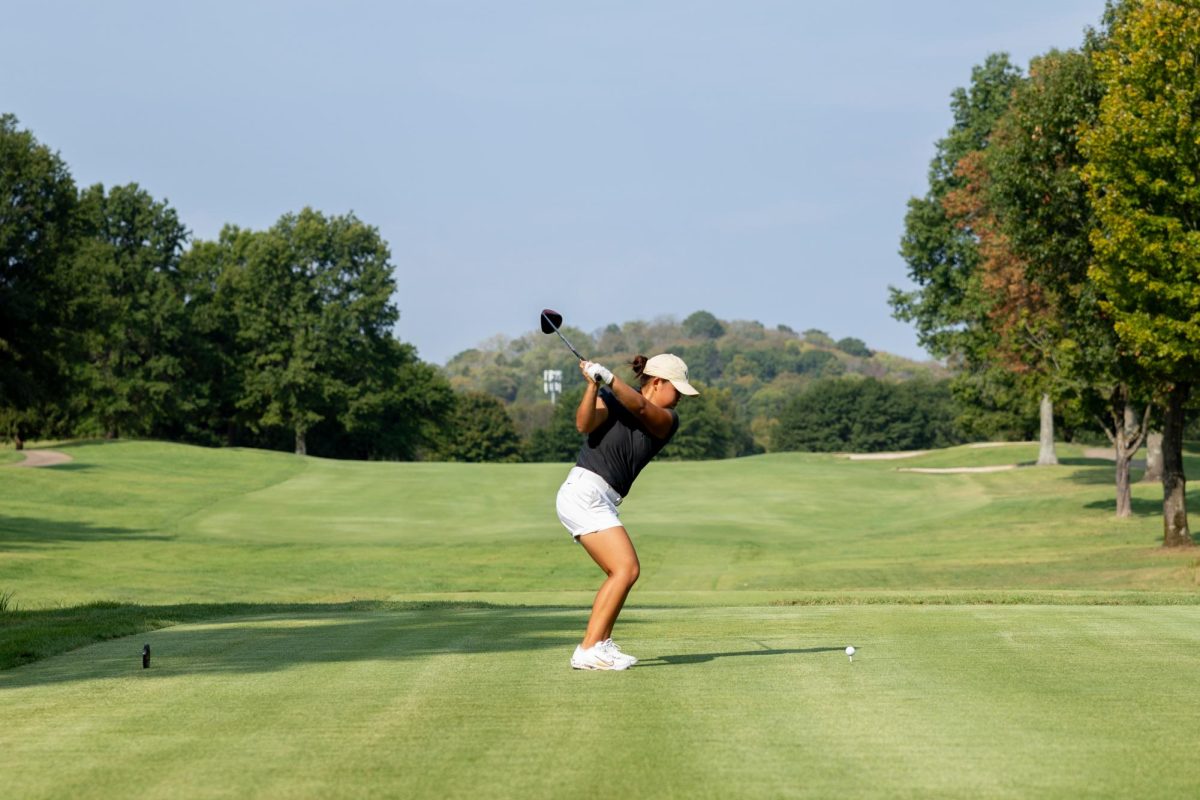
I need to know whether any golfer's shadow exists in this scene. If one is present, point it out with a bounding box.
[638,646,845,666]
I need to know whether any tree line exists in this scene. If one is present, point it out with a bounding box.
[893,0,1199,546]
[0,114,452,459]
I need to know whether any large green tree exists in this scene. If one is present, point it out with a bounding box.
[774,377,960,453]
[0,115,77,446]
[233,208,400,455]
[1079,0,1200,546]
[321,339,455,460]
[183,221,453,459]
[439,391,521,463]
[172,227,254,445]
[682,310,726,340]
[68,183,189,439]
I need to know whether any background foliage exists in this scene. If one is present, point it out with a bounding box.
[443,315,952,459]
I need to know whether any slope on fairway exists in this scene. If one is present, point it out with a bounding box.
[1,440,1197,610]
[3,604,1200,799]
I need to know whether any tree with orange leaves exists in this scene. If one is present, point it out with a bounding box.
[891,54,1035,441]
[941,148,1064,468]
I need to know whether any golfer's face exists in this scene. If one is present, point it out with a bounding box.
[654,380,680,409]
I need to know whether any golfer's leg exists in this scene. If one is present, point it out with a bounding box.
[578,526,640,648]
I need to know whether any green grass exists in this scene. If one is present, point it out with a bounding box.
[3,439,1200,798]
[5,604,1200,798]
[2,441,1196,609]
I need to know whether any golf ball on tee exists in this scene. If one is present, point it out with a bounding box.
[845,646,856,657]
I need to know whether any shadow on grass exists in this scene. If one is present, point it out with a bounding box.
[0,601,592,687]
[1084,496,1160,517]
[41,463,95,472]
[1083,488,1200,518]
[638,646,844,667]
[1062,446,1200,486]
[0,515,170,549]
[1059,457,1120,468]
[1063,461,1150,486]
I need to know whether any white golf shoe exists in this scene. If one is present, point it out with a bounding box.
[599,638,637,666]
[570,642,631,671]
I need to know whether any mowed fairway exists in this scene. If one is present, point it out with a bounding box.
[3,441,1200,798]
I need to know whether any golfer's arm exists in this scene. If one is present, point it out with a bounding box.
[575,381,608,433]
[607,378,675,439]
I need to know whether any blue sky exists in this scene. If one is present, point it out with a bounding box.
[4,1,1105,365]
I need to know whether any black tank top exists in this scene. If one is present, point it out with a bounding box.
[574,388,679,498]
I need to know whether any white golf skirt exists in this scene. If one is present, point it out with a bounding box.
[556,466,623,540]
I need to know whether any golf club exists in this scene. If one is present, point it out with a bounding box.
[540,309,587,362]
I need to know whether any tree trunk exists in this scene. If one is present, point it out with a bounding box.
[1036,393,1058,466]
[295,427,307,456]
[1142,432,1163,482]
[1098,387,1150,520]
[13,432,23,451]
[1113,399,1134,518]
[1161,384,1192,547]
[1115,453,1133,518]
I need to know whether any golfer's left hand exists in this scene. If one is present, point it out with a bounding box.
[583,361,614,386]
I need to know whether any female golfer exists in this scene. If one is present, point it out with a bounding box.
[556,353,698,670]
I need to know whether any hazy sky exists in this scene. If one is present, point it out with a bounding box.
[4,1,1105,365]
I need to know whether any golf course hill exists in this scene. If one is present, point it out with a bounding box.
[2,437,1195,620]
[442,312,947,444]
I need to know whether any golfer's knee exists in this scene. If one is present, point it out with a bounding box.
[613,561,639,587]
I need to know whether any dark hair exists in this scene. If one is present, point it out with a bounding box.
[630,355,651,387]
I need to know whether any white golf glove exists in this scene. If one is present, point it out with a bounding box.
[585,361,614,386]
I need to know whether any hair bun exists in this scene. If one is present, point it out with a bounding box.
[630,354,648,378]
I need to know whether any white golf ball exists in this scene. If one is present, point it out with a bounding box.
[845,646,856,656]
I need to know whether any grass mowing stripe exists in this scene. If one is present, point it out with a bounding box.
[6,589,1198,672]
[0,600,500,671]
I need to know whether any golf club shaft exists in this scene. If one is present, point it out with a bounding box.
[542,313,586,361]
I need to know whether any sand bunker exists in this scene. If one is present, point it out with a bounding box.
[967,441,1036,448]
[899,465,1018,474]
[844,450,929,461]
[8,450,73,468]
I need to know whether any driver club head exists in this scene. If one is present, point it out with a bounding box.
[539,308,586,361]
[540,309,563,334]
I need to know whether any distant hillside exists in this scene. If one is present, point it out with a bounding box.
[441,311,947,450]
